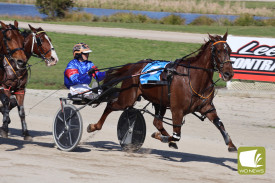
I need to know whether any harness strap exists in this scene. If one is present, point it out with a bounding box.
[4,86,11,91]
[37,31,46,34]
[213,41,226,45]
[189,80,214,99]
[14,91,25,95]
[4,56,19,78]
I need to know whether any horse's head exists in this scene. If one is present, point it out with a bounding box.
[0,20,27,69]
[208,32,234,81]
[28,24,59,66]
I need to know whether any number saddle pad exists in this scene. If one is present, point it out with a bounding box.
[140,61,170,85]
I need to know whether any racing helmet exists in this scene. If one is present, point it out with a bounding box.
[73,43,92,57]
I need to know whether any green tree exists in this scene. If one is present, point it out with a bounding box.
[36,0,74,19]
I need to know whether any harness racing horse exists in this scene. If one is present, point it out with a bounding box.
[0,20,28,138]
[22,24,58,66]
[0,21,58,140]
[87,32,237,152]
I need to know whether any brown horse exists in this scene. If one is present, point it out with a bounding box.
[0,20,27,68]
[87,32,237,152]
[22,24,59,66]
[0,21,58,140]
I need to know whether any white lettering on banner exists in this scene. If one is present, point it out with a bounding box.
[228,36,275,82]
[237,41,275,57]
[231,57,275,71]
[238,42,257,55]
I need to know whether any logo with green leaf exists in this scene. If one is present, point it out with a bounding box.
[238,147,265,175]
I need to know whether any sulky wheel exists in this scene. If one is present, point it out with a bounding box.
[117,108,146,152]
[53,104,83,152]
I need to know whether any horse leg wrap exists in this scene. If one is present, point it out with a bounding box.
[160,135,169,143]
[1,97,11,124]
[18,106,28,135]
[9,95,18,109]
[213,118,230,145]
[2,122,9,133]
[171,132,181,142]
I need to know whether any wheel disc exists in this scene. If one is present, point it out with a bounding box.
[117,108,146,152]
[53,104,83,151]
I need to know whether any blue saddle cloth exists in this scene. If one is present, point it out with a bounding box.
[140,61,170,85]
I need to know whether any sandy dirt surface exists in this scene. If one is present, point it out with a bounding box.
[1,21,275,182]
[0,89,275,183]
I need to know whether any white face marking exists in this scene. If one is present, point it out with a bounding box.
[45,34,59,64]
[224,44,227,49]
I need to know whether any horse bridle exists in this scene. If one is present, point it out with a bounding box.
[211,40,232,71]
[0,28,25,61]
[31,31,54,60]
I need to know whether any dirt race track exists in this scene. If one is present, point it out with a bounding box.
[0,89,275,183]
[1,21,275,182]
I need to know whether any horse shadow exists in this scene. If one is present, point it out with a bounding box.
[8,128,52,137]
[86,140,237,171]
[0,128,54,151]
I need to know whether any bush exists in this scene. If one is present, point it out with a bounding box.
[234,13,255,26]
[64,12,97,22]
[190,16,215,25]
[108,13,153,23]
[215,18,233,26]
[262,18,275,26]
[36,0,74,19]
[160,14,185,25]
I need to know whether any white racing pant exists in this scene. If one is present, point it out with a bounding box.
[70,84,95,100]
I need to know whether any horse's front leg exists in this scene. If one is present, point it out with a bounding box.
[0,93,11,138]
[204,106,237,152]
[16,92,32,141]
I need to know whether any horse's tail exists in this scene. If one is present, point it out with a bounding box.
[103,59,153,86]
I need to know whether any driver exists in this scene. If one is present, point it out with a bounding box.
[64,43,106,99]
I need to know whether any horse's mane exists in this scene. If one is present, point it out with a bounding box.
[9,25,44,38]
[21,29,31,38]
[176,34,223,63]
[7,24,30,38]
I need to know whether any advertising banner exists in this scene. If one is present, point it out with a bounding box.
[227,36,275,82]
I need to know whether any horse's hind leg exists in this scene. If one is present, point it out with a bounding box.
[87,80,140,133]
[204,106,237,152]
[151,104,179,149]
[16,93,32,141]
[0,93,11,138]
[151,104,169,139]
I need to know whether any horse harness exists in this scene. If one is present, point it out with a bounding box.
[0,27,25,65]
[1,56,27,95]
[0,28,27,95]
[156,40,232,121]
[30,30,54,60]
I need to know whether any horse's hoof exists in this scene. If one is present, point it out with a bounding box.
[87,124,92,133]
[169,141,178,149]
[228,146,237,152]
[24,135,33,141]
[151,132,161,140]
[0,127,8,138]
[87,124,96,133]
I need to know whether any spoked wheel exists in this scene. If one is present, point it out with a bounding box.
[53,104,83,152]
[117,108,146,152]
